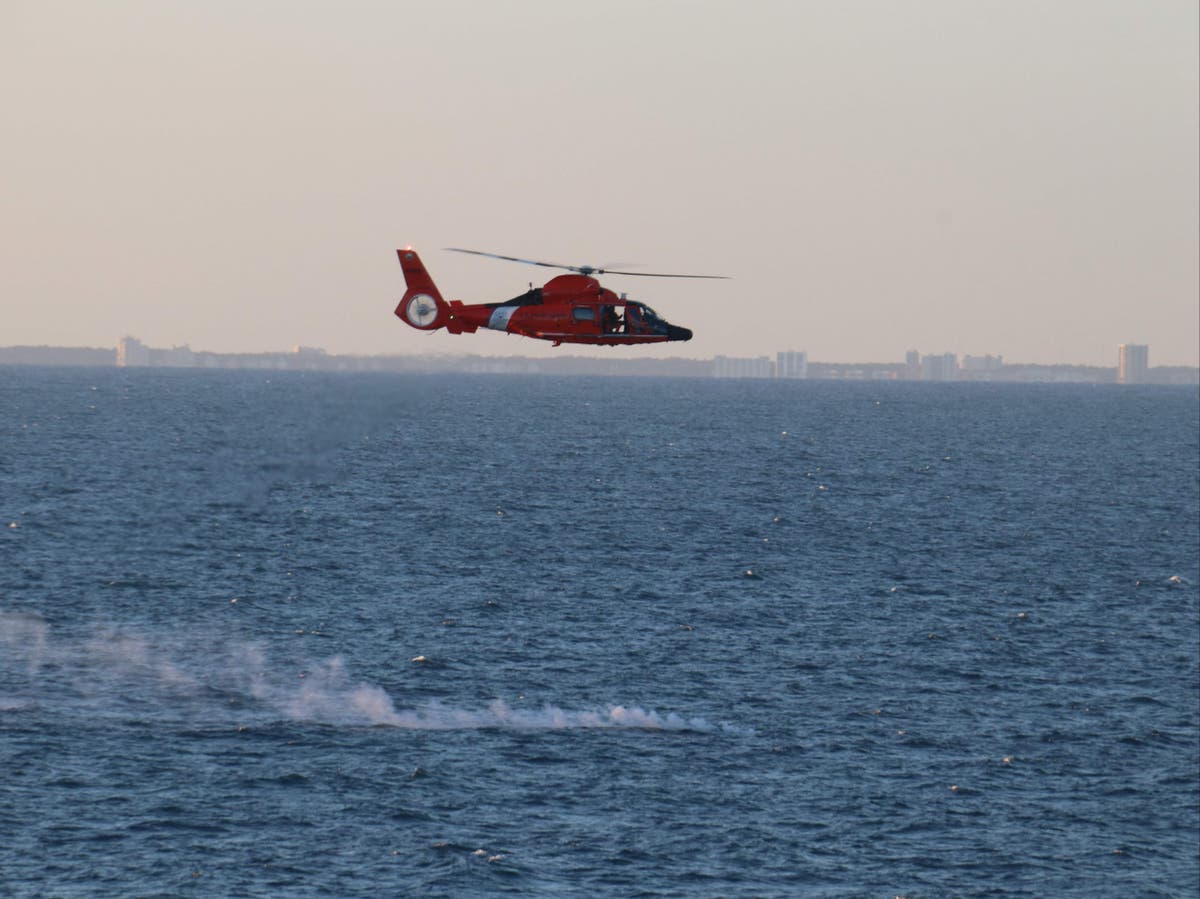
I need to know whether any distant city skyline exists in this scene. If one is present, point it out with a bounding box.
[4,336,1196,386]
[1,334,1183,369]
[2,3,1196,365]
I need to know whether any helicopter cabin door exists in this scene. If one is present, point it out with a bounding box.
[599,304,623,334]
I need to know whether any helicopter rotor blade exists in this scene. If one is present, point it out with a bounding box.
[444,248,576,272]
[445,248,728,280]
[595,269,729,279]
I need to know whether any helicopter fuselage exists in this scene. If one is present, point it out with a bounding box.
[395,249,693,346]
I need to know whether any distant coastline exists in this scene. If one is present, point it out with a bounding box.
[1,341,1197,385]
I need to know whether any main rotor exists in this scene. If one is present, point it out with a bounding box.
[445,247,728,280]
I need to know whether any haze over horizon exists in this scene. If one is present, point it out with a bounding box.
[3,1,1197,367]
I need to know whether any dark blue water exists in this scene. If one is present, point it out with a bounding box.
[2,368,1197,897]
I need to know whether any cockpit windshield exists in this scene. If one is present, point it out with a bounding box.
[624,302,668,335]
[627,303,661,319]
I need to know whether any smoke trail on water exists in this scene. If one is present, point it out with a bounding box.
[0,612,748,734]
[255,655,734,732]
[0,611,49,674]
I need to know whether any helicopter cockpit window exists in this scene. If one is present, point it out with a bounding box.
[572,306,595,322]
[626,303,665,335]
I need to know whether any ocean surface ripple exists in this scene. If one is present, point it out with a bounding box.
[1,368,1197,897]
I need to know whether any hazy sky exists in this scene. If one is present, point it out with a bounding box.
[3,0,1197,365]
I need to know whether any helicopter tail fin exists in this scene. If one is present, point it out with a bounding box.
[395,247,451,331]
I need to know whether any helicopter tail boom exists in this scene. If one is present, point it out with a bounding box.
[395,247,456,332]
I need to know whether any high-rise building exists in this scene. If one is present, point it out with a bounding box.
[1118,344,1149,384]
[905,350,921,380]
[776,351,808,379]
[116,336,194,368]
[116,336,150,367]
[921,353,958,381]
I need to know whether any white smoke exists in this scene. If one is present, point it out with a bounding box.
[0,611,747,735]
[0,611,49,673]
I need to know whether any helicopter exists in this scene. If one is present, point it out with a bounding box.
[394,247,726,346]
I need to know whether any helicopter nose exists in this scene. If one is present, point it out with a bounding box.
[667,325,693,341]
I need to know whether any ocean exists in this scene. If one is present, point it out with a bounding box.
[1,367,1197,897]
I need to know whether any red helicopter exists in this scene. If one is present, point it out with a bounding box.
[394,247,725,346]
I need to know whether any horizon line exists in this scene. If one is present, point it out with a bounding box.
[2,339,1198,374]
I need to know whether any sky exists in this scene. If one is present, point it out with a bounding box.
[2,0,1197,366]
